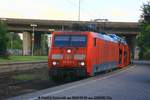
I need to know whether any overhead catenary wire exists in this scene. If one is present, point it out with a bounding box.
[65,0,99,21]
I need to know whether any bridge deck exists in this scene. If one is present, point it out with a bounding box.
[1,18,139,34]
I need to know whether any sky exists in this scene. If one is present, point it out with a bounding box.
[0,0,149,22]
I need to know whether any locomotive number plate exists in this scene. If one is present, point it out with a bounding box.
[65,54,73,59]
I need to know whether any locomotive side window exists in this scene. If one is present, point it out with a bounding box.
[94,38,96,47]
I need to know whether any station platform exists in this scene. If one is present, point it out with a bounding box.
[8,65,150,100]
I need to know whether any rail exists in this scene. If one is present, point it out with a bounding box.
[0,61,47,73]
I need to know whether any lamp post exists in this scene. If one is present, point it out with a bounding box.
[30,24,37,56]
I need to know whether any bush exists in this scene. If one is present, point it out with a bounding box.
[143,51,150,60]
[0,21,9,57]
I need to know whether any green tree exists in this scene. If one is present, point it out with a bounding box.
[8,33,22,49]
[0,21,9,57]
[137,2,150,59]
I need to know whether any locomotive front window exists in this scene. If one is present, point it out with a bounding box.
[71,36,86,47]
[54,35,87,47]
[54,35,70,47]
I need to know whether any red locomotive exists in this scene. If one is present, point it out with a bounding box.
[48,31,130,81]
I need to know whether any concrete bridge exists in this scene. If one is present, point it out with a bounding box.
[1,18,140,58]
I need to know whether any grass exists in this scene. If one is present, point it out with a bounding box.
[12,74,38,81]
[0,56,48,63]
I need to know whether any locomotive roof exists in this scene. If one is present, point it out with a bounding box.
[108,34,127,44]
[92,32,118,43]
[92,32,127,44]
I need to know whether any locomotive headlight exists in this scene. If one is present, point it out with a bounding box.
[52,61,57,66]
[79,61,85,66]
[67,49,71,53]
[81,62,85,66]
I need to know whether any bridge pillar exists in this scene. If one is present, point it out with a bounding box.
[23,32,31,55]
[125,35,138,60]
[34,32,42,55]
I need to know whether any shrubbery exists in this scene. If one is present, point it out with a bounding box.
[0,21,9,57]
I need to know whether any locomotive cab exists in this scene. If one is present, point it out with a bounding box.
[48,31,88,80]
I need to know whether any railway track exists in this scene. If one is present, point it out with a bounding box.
[0,61,47,73]
[0,66,50,99]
